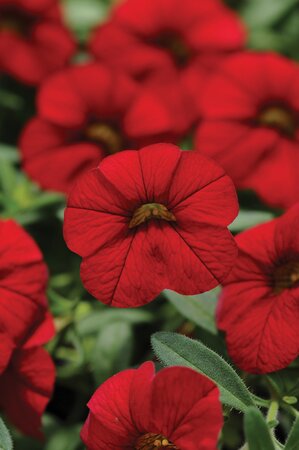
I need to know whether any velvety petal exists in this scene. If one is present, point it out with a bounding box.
[244,139,299,209]
[0,332,14,374]
[188,11,246,50]
[219,285,299,373]
[129,362,155,432]
[38,70,87,126]
[84,369,137,447]
[81,221,236,307]
[0,347,55,439]
[167,150,234,215]
[23,311,55,348]
[173,168,238,227]
[274,204,299,256]
[32,22,75,73]
[195,122,279,184]
[148,366,222,450]
[0,34,44,84]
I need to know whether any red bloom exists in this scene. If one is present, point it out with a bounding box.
[218,204,299,374]
[0,316,55,439]
[0,219,55,437]
[20,63,192,193]
[0,0,75,84]
[81,361,223,450]
[89,0,245,127]
[64,143,238,307]
[90,0,245,82]
[196,52,299,209]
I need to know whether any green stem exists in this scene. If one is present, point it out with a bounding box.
[267,400,279,423]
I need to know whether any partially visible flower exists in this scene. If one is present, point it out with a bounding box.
[20,63,192,193]
[0,0,75,84]
[90,0,245,84]
[196,52,299,209]
[218,204,299,374]
[64,143,238,307]
[0,314,55,439]
[81,361,223,450]
[0,219,52,356]
[0,219,55,437]
[89,0,246,127]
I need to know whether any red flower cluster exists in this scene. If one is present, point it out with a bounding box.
[218,204,299,374]
[196,52,299,209]
[20,63,191,193]
[0,219,55,437]
[0,0,75,85]
[64,143,238,307]
[81,362,223,450]
[89,0,245,126]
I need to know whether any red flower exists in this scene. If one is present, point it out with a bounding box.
[89,0,245,127]
[0,219,51,353]
[218,204,299,374]
[0,0,75,85]
[90,0,245,83]
[0,315,55,439]
[20,63,192,193]
[196,52,299,209]
[81,361,223,450]
[64,143,238,307]
[0,219,55,437]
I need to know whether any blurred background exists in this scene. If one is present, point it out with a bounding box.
[1,0,299,449]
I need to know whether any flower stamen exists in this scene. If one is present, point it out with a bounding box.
[85,122,123,154]
[273,261,299,294]
[258,105,297,137]
[135,433,179,449]
[129,203,176,229]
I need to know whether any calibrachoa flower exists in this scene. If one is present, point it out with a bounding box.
[0,219,55,437]
[20,63,191,193]
[81,361,223,450]
[196,52,299,209]
[64,143,238,307]
[90,0,245,84]
[89,0,245,126]
[0,0,75,85]
[0,313,55,439]
[218,204,299,374]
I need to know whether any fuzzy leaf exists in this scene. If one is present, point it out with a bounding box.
[285,417,299,450]
[0,418,13,450]
[151,332,254,412]
[244,407,275,450]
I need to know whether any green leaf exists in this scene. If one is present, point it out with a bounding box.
[229,210,274,232]
[244,407,275,450]
[151,332,254,412]
[285,417,299,450]
[63,0,108,41]
[163,288,218,334]
[0,418,13,450]
[45,424,82,450]
[0,144,19,163]
[91,321,133,384]
[241,0,299,28]
[77,309,153,336]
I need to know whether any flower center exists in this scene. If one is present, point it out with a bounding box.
[129,203,176,229]
[85,122,123,154]
[0,6,34,36]
[273,261,299,294]
[258,105,297,137]
[155,31,191,67]
[135,433,179,449]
